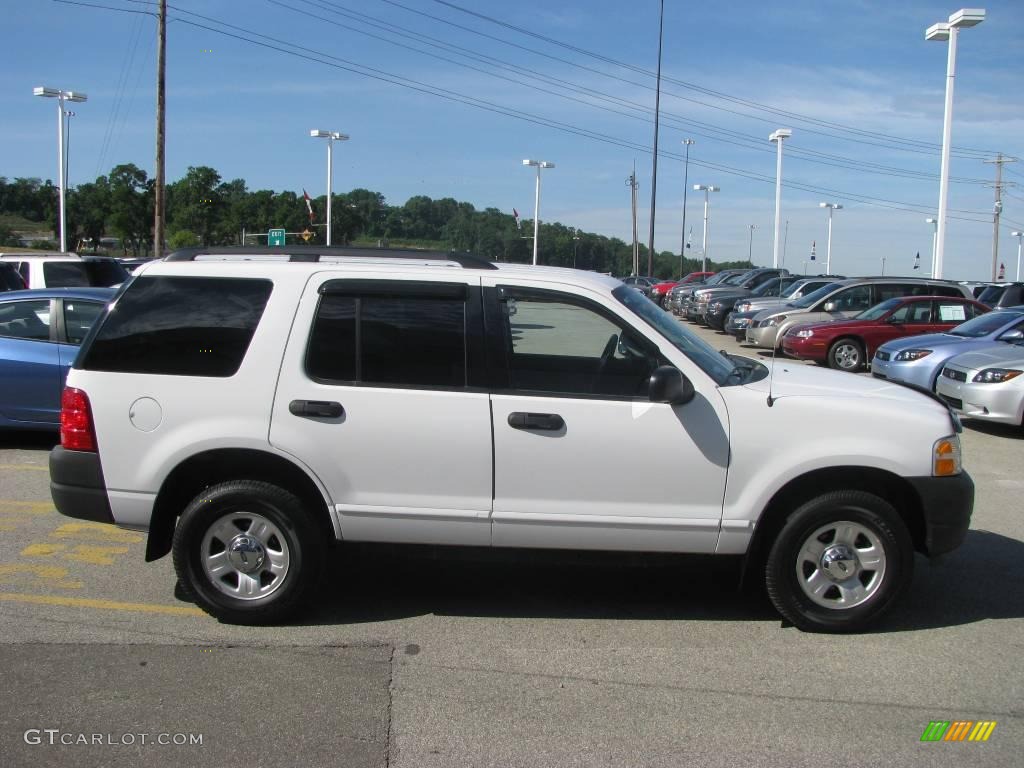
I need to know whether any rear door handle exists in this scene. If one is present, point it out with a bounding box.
[289,400,344,419]
[507,412,564,431]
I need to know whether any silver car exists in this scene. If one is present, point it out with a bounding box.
[936,344,1024,427]
[872,309,1024,390]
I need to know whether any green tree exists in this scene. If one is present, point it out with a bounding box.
[0,222,20,247]
[167,229,199,249]
[167,166,222,245]
[66,179,111,252]
[107,164,152,256]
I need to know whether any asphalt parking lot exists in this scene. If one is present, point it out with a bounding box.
[0,316,1021,768]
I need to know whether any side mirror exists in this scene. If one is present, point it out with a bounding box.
[999,329,1024,341]
[824,301,838,312]
[649,365,695,405]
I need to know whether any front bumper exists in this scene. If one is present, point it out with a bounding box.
[49,446,114,524]
[782,334,827,361]
[908,472,974,557]
[936,374,1024,426]
[745,324,780,348]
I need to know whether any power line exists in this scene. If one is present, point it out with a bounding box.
[271,0,991,185]
[424,0,997,158]
[59,0,995,226]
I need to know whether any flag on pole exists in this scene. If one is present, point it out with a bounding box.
[913,252,920,270]
[303,189,315,224]
[513,208,521,230]
[810,240,816,261]
[686,227,692,249]
[998,262,1005,280]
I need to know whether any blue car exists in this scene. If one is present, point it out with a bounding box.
[0,287,115,430]
[871,307,1024,390]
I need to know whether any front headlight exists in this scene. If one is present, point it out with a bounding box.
[895,349,932,362]
[710,301,724,311]
[933,435,962,477]
[765,314,788,327]
[737,302,751,312]
[794,329,814,338]
[972,368,1023,383]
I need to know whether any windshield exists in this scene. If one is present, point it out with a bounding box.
[856,298,903,321]
[949,309,1024,338]
[791,282,843,309]
[977,285,1006,305]
[750,276,793,297]
[721,272,747,286]
[614,285,736,385]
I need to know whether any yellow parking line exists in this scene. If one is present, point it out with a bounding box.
[0,501,54,514]
[0,464,48,472]
[0,592,205,617]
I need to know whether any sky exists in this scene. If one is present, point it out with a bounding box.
[2,0,1023,280]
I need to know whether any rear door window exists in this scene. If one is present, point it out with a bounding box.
[0,299,52,341]
[80,276,273,376]
[63,300,106,345]
[43,260,128,287]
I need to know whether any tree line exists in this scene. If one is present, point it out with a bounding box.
[0,168,753,278]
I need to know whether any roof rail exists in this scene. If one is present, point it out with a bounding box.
[163,245,497,270]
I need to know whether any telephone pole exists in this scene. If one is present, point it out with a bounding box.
[153,0,167,258]
[984,154,1017,281]
[627,164,639,275]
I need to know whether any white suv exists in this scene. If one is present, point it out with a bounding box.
[49,247,974,632]
[0,253,129,289]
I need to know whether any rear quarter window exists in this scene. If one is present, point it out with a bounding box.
[80,276,273,376]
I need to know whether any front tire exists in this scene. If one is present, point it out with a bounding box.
[765,491,913,633]
[172,480,326,624]
[828,338,865,371]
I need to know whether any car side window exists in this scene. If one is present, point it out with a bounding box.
[63,300,104,345]
[905,303,933,323]
[307,285,468,389]
[829,286,872,311]
[499,291,660,398]
[0,299,51,341]
[888,305,912,322]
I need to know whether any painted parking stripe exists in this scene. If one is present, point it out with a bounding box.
[0,500,54,514]
[0,592,205,616]
[0,464,49,472]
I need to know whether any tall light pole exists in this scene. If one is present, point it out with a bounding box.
[647,0,665,277]
[693,184,719,273]
[769,129,793,268]
[819,202,842,273]
[1012,231,1023,282]
[572,228,580,269]
[523,159,554,265]
[34,87,87,253]
[747,224,757,266]
[310,130,349,246]
[679,138,694,278]
[925,217,939,276]
[926,8,985,279]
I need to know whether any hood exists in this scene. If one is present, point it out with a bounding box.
[877,331,961,353]
[738,360,949,412]
[698,287,751,300]
[943,343,1024,372]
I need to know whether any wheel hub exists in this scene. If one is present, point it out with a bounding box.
[820,544,859,582]
[227,534,266,574]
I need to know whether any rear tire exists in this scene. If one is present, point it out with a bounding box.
[765,490,913,633]
[172,480,326,625]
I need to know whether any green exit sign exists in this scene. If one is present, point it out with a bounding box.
[268,228,286,246]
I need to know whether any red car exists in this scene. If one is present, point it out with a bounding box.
[650,271,715,306]
[781,295,990,371]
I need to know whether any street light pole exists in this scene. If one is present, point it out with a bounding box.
[310,130,350,246]
[693,185,719,273]
[925,217,939,276]
[819,202,842,273]
[1012,231,1023,282]
[769,129,793,269]
[523,159,554,265]
[748,224,756,266]
[926,8,985,279]
[34,87,87,253]
[679,138,694,278]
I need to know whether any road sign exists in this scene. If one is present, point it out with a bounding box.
[301,229,313,242]
[268,228,286,246]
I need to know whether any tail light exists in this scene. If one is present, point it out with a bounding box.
[60,387,97,452]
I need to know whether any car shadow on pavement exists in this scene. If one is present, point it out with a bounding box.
[0,430,59,452]
[300,546,780,626]
[962,420,1024,441]
[874,530,1024,633]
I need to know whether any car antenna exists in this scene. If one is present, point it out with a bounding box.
[766,270,783,407]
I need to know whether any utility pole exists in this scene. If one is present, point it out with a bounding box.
[627,164,639,275]
[984,154,1016,281]
[679,138,694,278]
[646,0,665,277]
[154,0,167,258]
[748,224,756,266]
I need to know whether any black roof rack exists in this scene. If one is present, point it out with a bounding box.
[163,245,497,270]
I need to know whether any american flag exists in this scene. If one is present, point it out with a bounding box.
[513,208,521,230]
[303,189,315,223]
